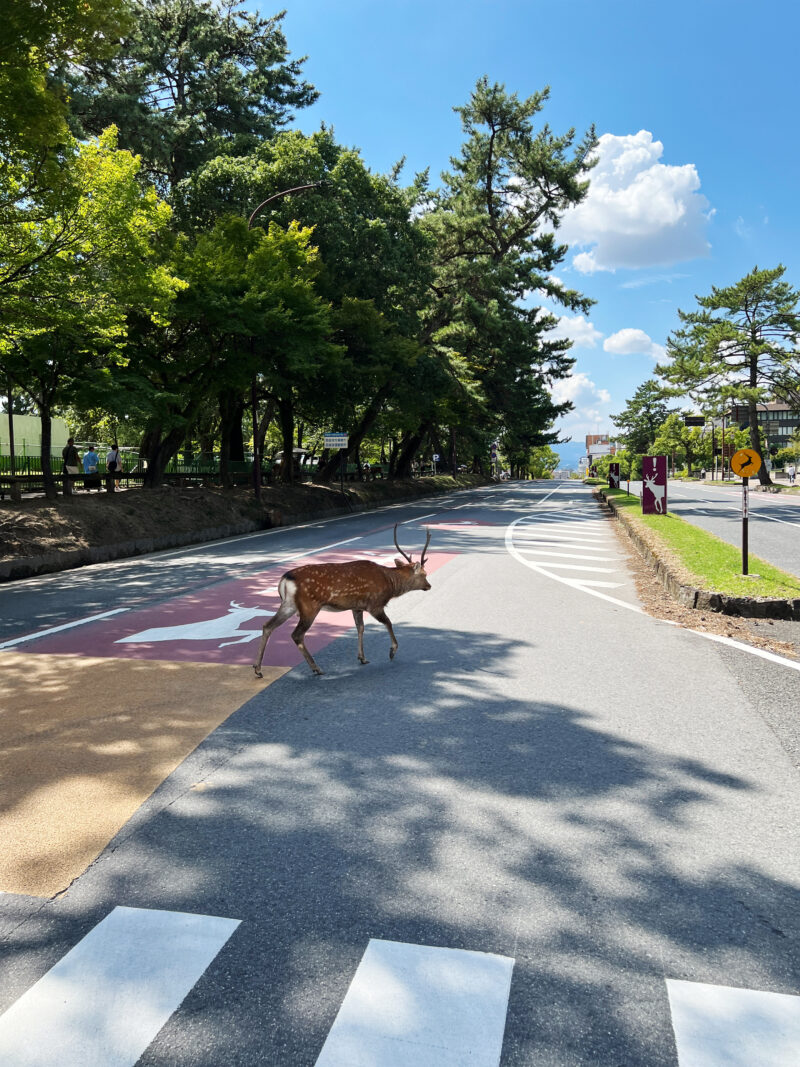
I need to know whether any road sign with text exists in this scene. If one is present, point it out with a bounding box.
[324,433,348,449]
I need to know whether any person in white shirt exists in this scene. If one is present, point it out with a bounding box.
[106,443,122,490]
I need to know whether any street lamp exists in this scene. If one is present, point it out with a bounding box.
[246,180,327,498]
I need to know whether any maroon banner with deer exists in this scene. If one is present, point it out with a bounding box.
[608,463,620,489]
[642,455,667,514]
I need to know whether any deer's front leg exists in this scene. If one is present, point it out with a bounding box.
[353,609,368,664]
[372,609,398,660]
[253,601,295,679]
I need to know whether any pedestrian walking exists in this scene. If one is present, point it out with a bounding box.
[786,462,796,485]
[62,437,81,492]
[106,442,122,490]
[83,444,101,491]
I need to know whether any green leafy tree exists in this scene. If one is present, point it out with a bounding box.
[0,129,181,496]
[65,0,318,194]
[0,0,128,154]
[658,266,800,485]
[652,413,688,474]
[527,445,560,479]
[120,214,336,486]
[611,379,678,454]
[175,128,433,479]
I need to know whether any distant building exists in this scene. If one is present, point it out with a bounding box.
[580,432,617,475]
[728,402,800,454]
[0,413,70,455]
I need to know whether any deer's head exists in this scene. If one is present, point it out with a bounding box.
[394,525,432,590]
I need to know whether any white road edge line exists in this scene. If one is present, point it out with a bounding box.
[0,608,130,650]
[0,905,240,1067]
[314,939,514,1067]
[505,512,800,675]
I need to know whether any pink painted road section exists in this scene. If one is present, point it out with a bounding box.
[24,551,456,667]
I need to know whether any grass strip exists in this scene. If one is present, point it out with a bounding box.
[603,487,800,600]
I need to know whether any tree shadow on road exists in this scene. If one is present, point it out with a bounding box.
[1,623,797,1066]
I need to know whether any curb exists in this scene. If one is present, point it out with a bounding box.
[595,488,800,622]
[0,479,485,583]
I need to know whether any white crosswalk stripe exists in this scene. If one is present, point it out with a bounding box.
[0,906,240,1067]
[667,979,800,1066]
[315,939,514,1066]
[1,911,799,1065]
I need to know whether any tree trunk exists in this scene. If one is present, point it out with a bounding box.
[748,401,771,485]
[316,381,394,481]
[218,389,245,489]
[394,426,427,479]
[7,380,15,476]
[40,403,57,500]
[277,395,294,483]
[141,423,189,488]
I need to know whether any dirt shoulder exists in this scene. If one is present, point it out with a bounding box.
[0,474,489,581]
[598,491,800,661]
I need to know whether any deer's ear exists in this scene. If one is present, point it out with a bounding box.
[394,558,406,568]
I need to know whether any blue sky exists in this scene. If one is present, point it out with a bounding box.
[271,0,800,466]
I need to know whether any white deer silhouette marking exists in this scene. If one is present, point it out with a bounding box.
[116,601,272,648]
[643,472,666,513]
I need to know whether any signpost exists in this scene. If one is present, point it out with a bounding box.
[432,453,439,476]
[730,448,762,575]
[642,455,667,514]
[683,415,705,426]
[324,432,349,493]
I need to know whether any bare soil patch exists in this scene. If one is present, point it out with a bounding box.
[0,475,487,572]
[609,513,800,661]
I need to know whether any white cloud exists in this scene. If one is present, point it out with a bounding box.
[603,328,665,361]
[548,314,603,348]
[552,372,613,439]
[552,371,611,407]
[559,130,713,273]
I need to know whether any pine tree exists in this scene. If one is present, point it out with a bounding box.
[658,266,800,485]
[64,0,318,194]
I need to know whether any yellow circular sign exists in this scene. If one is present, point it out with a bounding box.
[730,448,762,477]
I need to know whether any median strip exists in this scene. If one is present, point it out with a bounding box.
[596,487,800,620]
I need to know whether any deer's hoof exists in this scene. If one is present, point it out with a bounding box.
[359,657,369,665]
[253,666,263,680]
[389,648,397,660]
[312,667,323,676]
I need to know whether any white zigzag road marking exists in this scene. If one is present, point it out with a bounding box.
[505,494,800,674]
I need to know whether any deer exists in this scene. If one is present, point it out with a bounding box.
[252,525,432,678]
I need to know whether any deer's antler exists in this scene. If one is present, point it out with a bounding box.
[420,527,431,566]
[394,523,413,563]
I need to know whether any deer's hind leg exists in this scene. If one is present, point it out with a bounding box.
[253,580,297,679]
[371,609,398,660]
[353,609,368,664]
[291,609,323,675]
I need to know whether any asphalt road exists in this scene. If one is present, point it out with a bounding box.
[1,480,799,1066]
[625,479,800,579]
